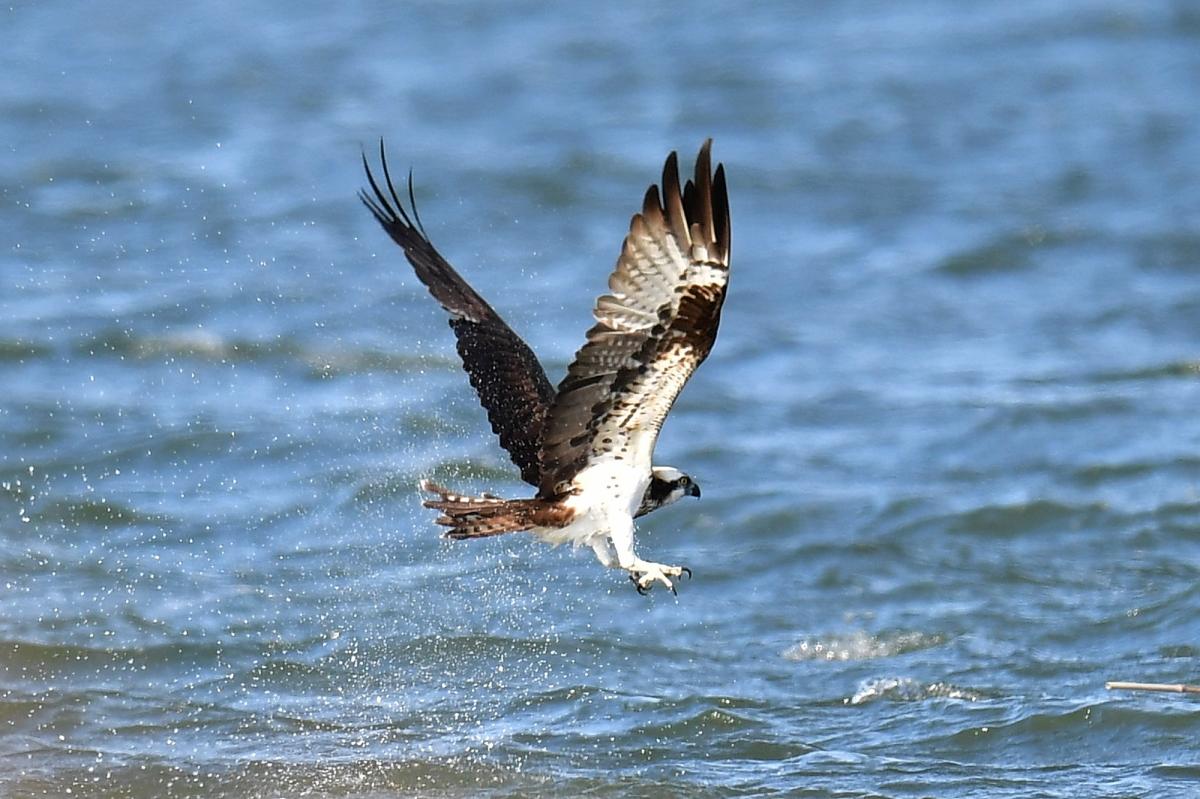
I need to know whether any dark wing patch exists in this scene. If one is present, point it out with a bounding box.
[538,140,731,496]
[360,141,555,486]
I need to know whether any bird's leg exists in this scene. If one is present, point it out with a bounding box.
[590,538,620,568]
[607,518,690,595]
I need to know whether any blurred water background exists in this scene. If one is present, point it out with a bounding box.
[4,1,1200,796]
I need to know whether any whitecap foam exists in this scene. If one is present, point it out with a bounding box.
[848,677,982,705]
[783,630,946,662]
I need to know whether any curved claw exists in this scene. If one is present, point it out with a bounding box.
[669,582,677,596]
[630,574,651,595]
[680,566,692,580]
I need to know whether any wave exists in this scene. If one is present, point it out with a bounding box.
[784,630,947,662]
[933,700,1200,756]
[78,327,453,377]
[0,338,52,362]
[849,677,984,705]
[21,495,168,527]
[1088,360,1200,383]
[1068,455,1200,485]
[951,498,1114,538]
[0,754,558,799]
[974,396,1137,430]
[935,232,1041,276]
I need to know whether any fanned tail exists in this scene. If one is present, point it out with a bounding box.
[420,479,542,540]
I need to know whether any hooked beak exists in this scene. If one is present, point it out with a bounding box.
[687,482,701,499]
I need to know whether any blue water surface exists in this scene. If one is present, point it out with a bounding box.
[3,1,1200,796]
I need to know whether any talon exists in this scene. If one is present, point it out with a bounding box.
[680,566,692,580]
[630,574,651,595]
[670,582,677,596]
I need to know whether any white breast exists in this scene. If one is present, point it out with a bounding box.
[532,458,648,547]
[570,458,649,517]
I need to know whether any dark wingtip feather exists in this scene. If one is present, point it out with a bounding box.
[537,139,731,494]
[359,138,428,238]
[407,168,429,238]
[661,150,689,244]
[360,149,395,226]
[692,140,715,249]
[641,183,662,222]
[358,139,557,489]
[378,139,417,231]
[712,162,730,263]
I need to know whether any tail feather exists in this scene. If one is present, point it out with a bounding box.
[420,479,542,540]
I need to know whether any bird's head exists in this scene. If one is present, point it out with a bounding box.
[636,466,701,517]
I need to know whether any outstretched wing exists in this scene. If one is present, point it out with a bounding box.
[538,140,731,496]
[359,141,555,487]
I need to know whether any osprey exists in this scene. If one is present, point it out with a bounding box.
[360,141,730,594]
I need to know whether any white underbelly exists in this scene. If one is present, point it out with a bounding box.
[532,459,648,547]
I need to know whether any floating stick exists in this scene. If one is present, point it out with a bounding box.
[1106,681,1200,694]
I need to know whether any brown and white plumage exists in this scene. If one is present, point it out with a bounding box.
[539,143,730,497]
[360,141,730,594]
[360,146,553,486]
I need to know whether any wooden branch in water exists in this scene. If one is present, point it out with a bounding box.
[1106,681,1200,694]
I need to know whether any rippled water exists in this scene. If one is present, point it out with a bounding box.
[4,1,1200,796]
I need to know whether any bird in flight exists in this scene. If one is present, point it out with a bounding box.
[360,140,730,594]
